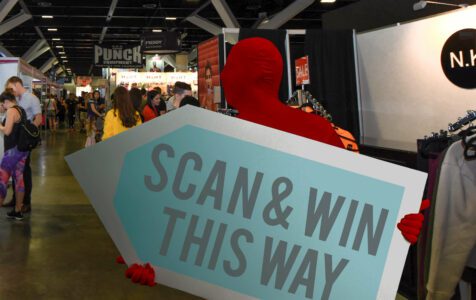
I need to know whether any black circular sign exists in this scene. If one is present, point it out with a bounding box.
[441,28,476,89]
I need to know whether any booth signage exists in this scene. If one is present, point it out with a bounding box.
[295,56,310,85]
[76,76,92,87]
[441,28,476,89]
[94,44,143,68]
[142,32,181,54]
[66,107,426,300]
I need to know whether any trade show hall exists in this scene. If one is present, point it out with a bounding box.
[0,1,475,300]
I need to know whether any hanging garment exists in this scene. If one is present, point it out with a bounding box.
[426,138,476,300]
[334,125,359,153]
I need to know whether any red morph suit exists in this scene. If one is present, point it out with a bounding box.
[221,37,429,245]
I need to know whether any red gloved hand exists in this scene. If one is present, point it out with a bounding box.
[116,255,125,264]
[397,199,430,244]
[125,263,156,287]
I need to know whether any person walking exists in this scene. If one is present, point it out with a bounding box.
[57,96,67,128]
[92,91,105,141]
[102,86,142,140]
[65,93,77,131]
[3,77,41,213]
[78,92,88,133]
[0,91,30,220]
[166,82,192,111]
[129,87,144,122]
[45,94,57,132]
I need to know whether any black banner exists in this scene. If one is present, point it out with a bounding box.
[94,44,143,68]
[142,32,181,54]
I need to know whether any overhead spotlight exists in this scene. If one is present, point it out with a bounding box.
[413,0,468,10]
[246,0,262,10]
[142,3,157,9]
[38,1,52,7]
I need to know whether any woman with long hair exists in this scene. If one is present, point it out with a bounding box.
[129,87,144,122]
[142,89,166,122]
[102,86,142,140]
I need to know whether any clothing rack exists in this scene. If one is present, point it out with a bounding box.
[288,90,333,122]
[448,110,476,132]
[217,108,239,117]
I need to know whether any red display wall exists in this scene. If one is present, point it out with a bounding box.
[197,37,220,111]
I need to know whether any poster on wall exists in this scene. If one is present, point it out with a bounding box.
[198,36,220,111]
[94,44,143,68]
[66,106,427,300]
[76,76,92,87]
[145,54,165,72]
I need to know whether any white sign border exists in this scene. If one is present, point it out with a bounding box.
[66,106,426,300]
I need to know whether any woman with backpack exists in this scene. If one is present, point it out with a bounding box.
[0,91,30,220]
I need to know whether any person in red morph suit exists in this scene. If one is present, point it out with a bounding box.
[221,37,428,245]
[119,37,427,285]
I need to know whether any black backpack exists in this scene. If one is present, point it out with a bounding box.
[13,106,41,151]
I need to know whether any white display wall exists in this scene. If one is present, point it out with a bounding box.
[116,71,198,96]
[0,58,19,90]
[356,6,476,151]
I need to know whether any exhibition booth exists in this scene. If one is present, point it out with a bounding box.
[115,71,198,97]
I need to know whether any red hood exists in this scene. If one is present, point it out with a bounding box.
[221,37,344,149]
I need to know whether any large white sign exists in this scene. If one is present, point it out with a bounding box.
[66,106,426,299]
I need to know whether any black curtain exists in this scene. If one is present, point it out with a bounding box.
[238,29,289,102]
[304,29,360,140]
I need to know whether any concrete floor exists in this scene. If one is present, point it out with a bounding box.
[0,128,202,300]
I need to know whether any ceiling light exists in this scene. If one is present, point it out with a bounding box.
[48,28,58,31]
[58,51,65,54]
[61,56,67,58]
[321,0,336,2]
[152,29,163,32]
[42,15,53,19]
[52,38,61,41]
[142,3,157,9]
[165,17,177,20]
[56,45,63,48]
[412,0,468,10]
[63,60,68,62]
[38,1,52,7]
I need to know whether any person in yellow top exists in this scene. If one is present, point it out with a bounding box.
[102,86,142,140]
